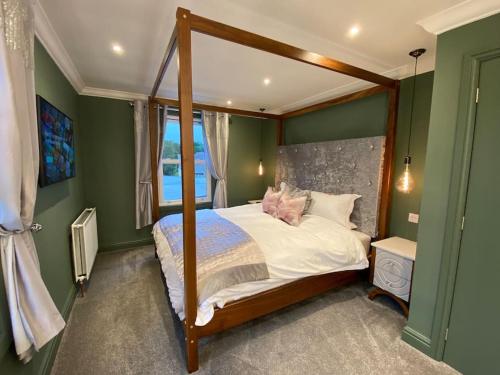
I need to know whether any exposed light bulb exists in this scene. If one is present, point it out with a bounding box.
[396,49,424,195]
[396,157,415,194]
[226,100,232,105]
[263,78,271,86]
[258,160,264,176]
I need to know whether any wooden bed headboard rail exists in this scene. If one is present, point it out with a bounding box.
[148,7,399,372]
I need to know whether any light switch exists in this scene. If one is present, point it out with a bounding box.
[408,213,419,224]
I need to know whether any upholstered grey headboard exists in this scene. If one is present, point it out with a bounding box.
[275,136,386,237]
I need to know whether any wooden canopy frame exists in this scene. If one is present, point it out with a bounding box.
[149,7,399,372]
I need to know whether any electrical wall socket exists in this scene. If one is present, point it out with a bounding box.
[408,213,419,224]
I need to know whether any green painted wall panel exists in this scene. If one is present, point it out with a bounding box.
[390,72,433,241]
[403,12,500,357]
[227,116,266,206]
[33,41,82,312]
[260,120,278,189]
[0,40,81,375]
[284,93,388,144]
[78,96,152,250]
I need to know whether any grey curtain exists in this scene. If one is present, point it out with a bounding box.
[0,0,65,363]
[202,111,229,208]
[158,105,167,166]
[133,100,153,228]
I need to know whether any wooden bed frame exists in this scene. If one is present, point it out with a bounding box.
[148,7,399,372]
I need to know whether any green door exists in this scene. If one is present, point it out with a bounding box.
[443,56,500,374]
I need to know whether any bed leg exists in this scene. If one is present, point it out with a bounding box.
[185,332,199,373]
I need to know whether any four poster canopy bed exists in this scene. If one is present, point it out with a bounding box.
[148,7,399,372]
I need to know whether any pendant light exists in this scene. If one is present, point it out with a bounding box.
[396,48,426,194]
[258,110,265,176]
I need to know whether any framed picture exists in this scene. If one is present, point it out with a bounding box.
[37,95,75,187]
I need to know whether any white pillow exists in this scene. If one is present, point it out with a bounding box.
[308,191,361,229]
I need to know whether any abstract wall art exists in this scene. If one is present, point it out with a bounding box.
[37,95,75,187]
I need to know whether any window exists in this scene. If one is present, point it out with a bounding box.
[158,116,211,206]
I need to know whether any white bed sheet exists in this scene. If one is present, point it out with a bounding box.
[352,230,372,254]
[153,203,369,326]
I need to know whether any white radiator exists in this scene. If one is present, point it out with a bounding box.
[71,208,99,284]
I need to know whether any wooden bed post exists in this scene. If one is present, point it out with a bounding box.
[176,8,199,373]
[378,83,400,239]
[149,14,178,223]
[150,8,400,372]
[148,99,160,222]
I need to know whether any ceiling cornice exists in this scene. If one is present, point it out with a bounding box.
[34,1,85,92]
[34,1,148,101]
[417,0,500,35]
[81,87,148,101]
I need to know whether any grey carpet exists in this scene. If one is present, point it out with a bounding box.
[51,246,458,375]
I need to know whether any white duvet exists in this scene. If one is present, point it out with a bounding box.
[153,203,369,326]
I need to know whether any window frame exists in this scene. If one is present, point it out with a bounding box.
[158,115,212,207]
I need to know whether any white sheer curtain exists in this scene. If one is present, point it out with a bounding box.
[0,0,65,363]
[133,100,153,229]
[202,111,229,208]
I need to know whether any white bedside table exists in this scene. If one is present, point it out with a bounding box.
[368,236,417,317]
[248,199,263,204]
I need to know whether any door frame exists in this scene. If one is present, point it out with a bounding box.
[430,48,500,359]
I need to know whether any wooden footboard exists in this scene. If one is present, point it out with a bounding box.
[156,245,362,371]
[197,270,360,337]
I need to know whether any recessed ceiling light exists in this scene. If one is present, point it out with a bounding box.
[226,100,232,106]
[111,43,124,55]
[348,25,360,38]
[263,78,271,86]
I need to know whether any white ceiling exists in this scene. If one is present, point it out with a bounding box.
[37,0,495,113]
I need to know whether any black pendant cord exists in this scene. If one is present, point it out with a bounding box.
[407,56,419,158]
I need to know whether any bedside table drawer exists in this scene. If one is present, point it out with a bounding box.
[375,249,413,281]
[369,237,416,314]
[373,268,411,302]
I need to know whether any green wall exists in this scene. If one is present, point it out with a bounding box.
[260,120,278,189]
[390,72,433,240]
[79,97,152,251]
[282,73,434,241]
[0,40,82,375]
[227,116,271,206]
[402,13,500,358]
[284,93,388,144]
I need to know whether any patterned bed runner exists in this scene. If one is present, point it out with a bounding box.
[158,209,269,303]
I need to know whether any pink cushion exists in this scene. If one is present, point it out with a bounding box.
[276,192,307,226]
[262,187,281,217]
